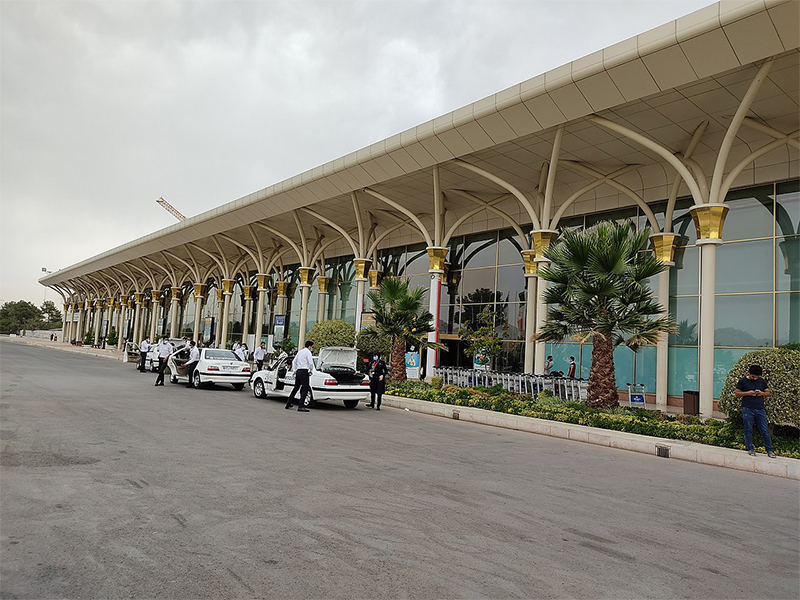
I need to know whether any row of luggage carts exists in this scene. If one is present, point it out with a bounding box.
[433,367,588,402]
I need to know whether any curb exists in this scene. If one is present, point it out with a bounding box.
[7,338,123,362]
[381,395,799,480]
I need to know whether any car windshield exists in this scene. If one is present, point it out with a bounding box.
[204,350,238,361]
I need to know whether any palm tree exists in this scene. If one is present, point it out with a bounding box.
[537,221,675,408]
[364,277,440,381]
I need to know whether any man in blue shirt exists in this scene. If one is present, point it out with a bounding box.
[734,364,775,458]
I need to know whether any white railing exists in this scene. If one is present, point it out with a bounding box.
[432,367,588,402]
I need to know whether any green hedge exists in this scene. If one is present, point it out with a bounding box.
[386,381,800,459]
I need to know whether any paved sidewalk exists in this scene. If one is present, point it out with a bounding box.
[6,335,126,361]
[382,394,800,480]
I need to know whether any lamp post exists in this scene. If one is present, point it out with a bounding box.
[41,267,52,302]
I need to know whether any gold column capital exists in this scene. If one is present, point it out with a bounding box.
[689,203,729,243]
[242,285,255,300]
[63,303,69,311]
[368,269,382,289]
[171,287,182,301]
[215,289,224,303]
[106,297,115,308]
[298,267,314,287]
[427,247,448,273]
[193,283,206,300]
[222,279,234,295]
[151,290,162,304]
[276,281,289,297]
[531,230,559,259]
[649,233,680,265]
[316,276,330,294]
[521,250,538,276]
[353,259,370,280]
[120,295,129,305]
[256,274,269,291]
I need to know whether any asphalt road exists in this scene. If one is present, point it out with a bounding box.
[1,338,798,600]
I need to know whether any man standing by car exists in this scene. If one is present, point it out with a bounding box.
[154,337,174,387]
[734,364,775,458]
[285,340,314,412]
[138,337,151,373]
[253,341,267,371]
[185,340,200,389]
[367,352,388,410]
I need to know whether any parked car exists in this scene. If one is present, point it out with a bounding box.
[250,346,370,409]
[166,347,251,390]
[146,338,187,371]
[124,341,140,364]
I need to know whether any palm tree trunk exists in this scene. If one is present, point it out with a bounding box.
[388,335,406,381]
[587,333,619,408]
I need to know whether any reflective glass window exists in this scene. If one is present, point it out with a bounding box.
[496,342,524,372]
[715,294,772,347]
[439,306,460,335]
[639,201,667,234]
[496,265,527,303]
[405,275,430,301]
[669,245,699,296]
[463,231,498,269]
[669,297,698,345]
[544,343,579,377]
[776,237,800,291]
[613,346,635,392]
[460,268,496,303]
[776,293,800,346]
[721,185,774,241]
[667,346,698,396]
[716,239,773,293]
[460,304,494,330]
[635,346,657,394]
[586,207,637,229]
[495,303,525,341]
[447,237,464,270]
[558,216,584,233]
[441,271,461,304]
[498,229,524,265]
[671,198,697,245]
[775,180,800,238]
[713,348,750,398]
[404,244,429,275]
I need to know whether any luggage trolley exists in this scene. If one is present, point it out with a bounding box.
[626,382,646,407]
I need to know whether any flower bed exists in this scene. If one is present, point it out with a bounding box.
[386,381,800,459]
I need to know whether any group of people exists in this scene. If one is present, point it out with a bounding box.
[136,336,200,388]
[282,340,387,413]
[543,355,577,378]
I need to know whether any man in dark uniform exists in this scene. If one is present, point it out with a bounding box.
[734,364,775,457]
[367,352,388,410]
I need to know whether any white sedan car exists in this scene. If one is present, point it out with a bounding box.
[146,338,186,371]
[166,347,251,390]
[250,347,370,409]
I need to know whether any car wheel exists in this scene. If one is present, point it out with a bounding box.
[233,383,245,391]
[343,399,359,409]
[193,371,202,389]
[253,379,266,399]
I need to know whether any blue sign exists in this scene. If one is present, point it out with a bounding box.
[630,393,645,406]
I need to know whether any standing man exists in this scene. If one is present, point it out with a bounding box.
[544,355,554,376]
[236,343,249,362]
[734,364,775,458]
[567,356,576,378]
[138,337,151,373]
[285,340,314,412]
[367,352,388,411]
[154,337,174,387]
[185,340,200,388]
[253,342,267,371]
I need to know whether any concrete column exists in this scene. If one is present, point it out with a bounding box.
[61,304,69,343]
[241,285,254,342]
[117,296,128,349]
[76,302,86,343]
[650,233,679,410]
[132,295,143,344]
[220,280,234,348]
[297,268,314,348]
[522,250,538,374]
[254,275,268,345]
[214,289,224,347]
[338,282,351,320]
[191,284,206,344]
[531,230,559,373]
[690,204,729,417]
[316,276,330,324]
[148,290,162,341]
[353,259,369,332]
[92,301,103,345]
[169,288,181,337]
[275,281,288,316]
[426,247,448,375]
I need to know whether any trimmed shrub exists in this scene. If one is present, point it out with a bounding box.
[718,348,800,426]
[305,320,355,354]
[431,377,443,390]
[385,379,800,458]
[356,327,392,356]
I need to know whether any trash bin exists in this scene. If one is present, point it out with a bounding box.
[683,390,700,415]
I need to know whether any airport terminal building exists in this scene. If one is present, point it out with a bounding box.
[41,0,799,417]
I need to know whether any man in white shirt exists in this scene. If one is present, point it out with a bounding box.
[544,355,554,376]
[236,343,249,362]
[138,337,151,373]
[185,340,200,388]
[285,340,314,412]
[154,337,174,386]
[253,342,267,371]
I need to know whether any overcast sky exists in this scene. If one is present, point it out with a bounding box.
[0,0,715,306]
